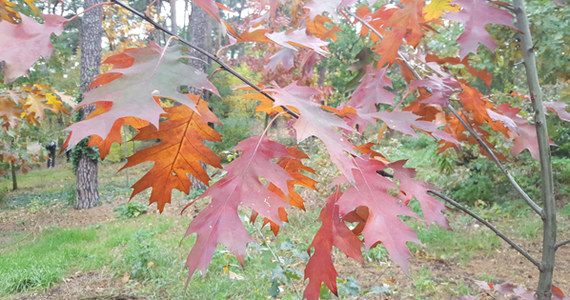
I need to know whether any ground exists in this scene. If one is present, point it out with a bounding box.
[0,162,569,300]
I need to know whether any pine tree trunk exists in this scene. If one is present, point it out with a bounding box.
[187,2,211,191]
[75,0,103,210]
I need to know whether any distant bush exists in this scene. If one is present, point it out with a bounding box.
[209,116,254,156]
[114,201,148,219]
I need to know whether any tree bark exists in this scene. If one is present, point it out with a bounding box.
[187,2,211,191]
[513,1,557,299]
[75,0,103,210]
[170,0,177,35]
[10,161,17,191]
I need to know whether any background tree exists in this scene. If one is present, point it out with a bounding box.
[74,0,103,210]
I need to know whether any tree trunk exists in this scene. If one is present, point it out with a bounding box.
[75,0,103,210]
[10,161,17,191]
[513,1,556,299]
[170,0,177,35]
[187,2,211,191]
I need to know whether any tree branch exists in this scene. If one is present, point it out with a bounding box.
[344,7,544,218]
[513,1,557,298]
[427,190,541,269]
[555,239,570,250]
[446,104,544,218]
[111,0,299,119]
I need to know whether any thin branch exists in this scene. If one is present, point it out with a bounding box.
[111,0,299,119]
[446,104,544,218]
[254,226,302,300]
[428,190,541,269]
[344,6,544,218]
[555,239,570,250]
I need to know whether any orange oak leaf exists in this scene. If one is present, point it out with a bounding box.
[371,0,427,68]
[305,15,341,42]
[0,14,67,83]
[303,187,363,300]
[425,54,493,86]
[65,43,218,149]
[0,95,21,128]
[121,98,222,212]
[183,136,293,279]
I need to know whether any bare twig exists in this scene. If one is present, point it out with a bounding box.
[344,6,544,218]
[446,104,544,218]
[254,226,302,300]
[555,239,570,250]
[428,190,541,269]
[111,0,299,119]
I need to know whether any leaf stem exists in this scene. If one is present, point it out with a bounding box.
[111,0,299,119]
[427,190,541,269]
[446,104,544,218]
[254,226,302,300]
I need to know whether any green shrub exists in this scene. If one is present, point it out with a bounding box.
[114,201,149,219]
[209,116,253,155]
[120,228,165,281]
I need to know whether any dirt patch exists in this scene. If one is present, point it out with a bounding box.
[333,227,570,299]
[0,203,116,234]
[12,270,141,300]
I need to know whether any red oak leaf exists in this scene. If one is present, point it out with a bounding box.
[304,0,356,22]
[194,0,222,24]
[366,110,458,144]
[303,187,363,300]
[121,97,222,212]
[390,160,449,228]
[183,136,293,278]
[494,103,555,160]
[268,82,358,182]
[337,157,420,273]
[348,67,394,112]
[65,43,218,148]
[544,101,570,122]
[267,48,296,72]
[265,29,329,56]
[0,14,67,83]
[446,0,515,59]
[409,74,461,106]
